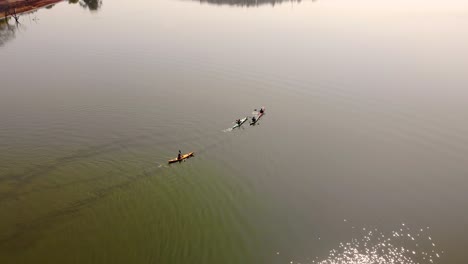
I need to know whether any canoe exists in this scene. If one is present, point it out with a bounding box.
[250,107,265,125]
[168,152,195,164]
[232,117,248,129]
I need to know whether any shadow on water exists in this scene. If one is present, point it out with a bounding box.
[194,0,314,7]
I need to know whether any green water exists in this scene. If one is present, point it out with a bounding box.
[4,160,261,263]
[1,0,468,263]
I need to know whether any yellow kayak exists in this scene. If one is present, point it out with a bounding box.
[168,152,194,164]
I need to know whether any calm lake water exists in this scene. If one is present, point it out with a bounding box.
[1,0,468,263]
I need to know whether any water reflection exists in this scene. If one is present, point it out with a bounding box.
[196,0,306,7]
[0,18,16,46]
[68,0,102,11]
[0,0,102,47]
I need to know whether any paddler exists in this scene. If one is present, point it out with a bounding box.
[259,108,264,114]
[177,150,182,160]
[251,116,256,123]
[236,119,241,125]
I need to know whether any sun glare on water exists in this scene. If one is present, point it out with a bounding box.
[285,223,442,264]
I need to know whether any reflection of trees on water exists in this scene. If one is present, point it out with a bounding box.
[196,0,306,7]
[0,18,16,46]
[68,0,102,11]
[0,0,102,47]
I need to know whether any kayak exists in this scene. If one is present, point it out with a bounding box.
[168,152,194,164]
[250,107,265,125]
[232,117,248,129]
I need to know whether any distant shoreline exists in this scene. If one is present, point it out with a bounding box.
[0,0,62,19]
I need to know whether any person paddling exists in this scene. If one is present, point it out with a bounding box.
[259,108,264,114]
[236,119,241,125]
[251,116,256,123]
[177,150,182,160]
